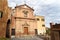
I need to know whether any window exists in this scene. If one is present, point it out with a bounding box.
[23,10,28,17]
[37,18,39,21]
[42,24,45,27]
[41,19,45,21]
[0,11,3,18]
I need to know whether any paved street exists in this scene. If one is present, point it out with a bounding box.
[11,36,44,40]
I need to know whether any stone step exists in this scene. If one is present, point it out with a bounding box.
[11,36,44,40]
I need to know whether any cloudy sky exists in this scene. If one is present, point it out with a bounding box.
[8,0,60,28]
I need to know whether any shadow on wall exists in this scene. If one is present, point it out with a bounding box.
[6,19,11,38]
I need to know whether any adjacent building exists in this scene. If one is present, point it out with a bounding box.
[50,23,60,40]
[35,16,46,35]
[0,0,11,38]
[0,0,9,38]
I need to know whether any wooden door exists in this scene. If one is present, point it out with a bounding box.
[11,29,15,35]
[24,27,28,35]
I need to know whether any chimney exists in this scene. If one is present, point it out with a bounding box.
[50,23,54,29]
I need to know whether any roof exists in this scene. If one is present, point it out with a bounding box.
[15,4,34,11]
[35,15,44,18]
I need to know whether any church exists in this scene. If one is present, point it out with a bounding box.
[10,4,37,37]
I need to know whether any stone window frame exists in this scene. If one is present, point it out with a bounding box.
[41,18,45,21]
[42,24,45,27]
[37,18,39,21]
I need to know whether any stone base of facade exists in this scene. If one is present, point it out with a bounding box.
[15,31,35,37]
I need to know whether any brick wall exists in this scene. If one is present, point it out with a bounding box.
[0,0,8,38]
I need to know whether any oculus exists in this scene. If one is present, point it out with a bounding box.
[23,10,28,17]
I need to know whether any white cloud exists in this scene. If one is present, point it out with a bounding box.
[40,0,56,5]
[8,2,16,8]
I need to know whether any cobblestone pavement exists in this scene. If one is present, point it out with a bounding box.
[11,36,44,40]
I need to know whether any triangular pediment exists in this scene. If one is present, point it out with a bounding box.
[15,4,34,11]
[22,22,30,26]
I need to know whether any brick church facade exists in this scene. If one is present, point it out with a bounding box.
[10,4,37,37]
